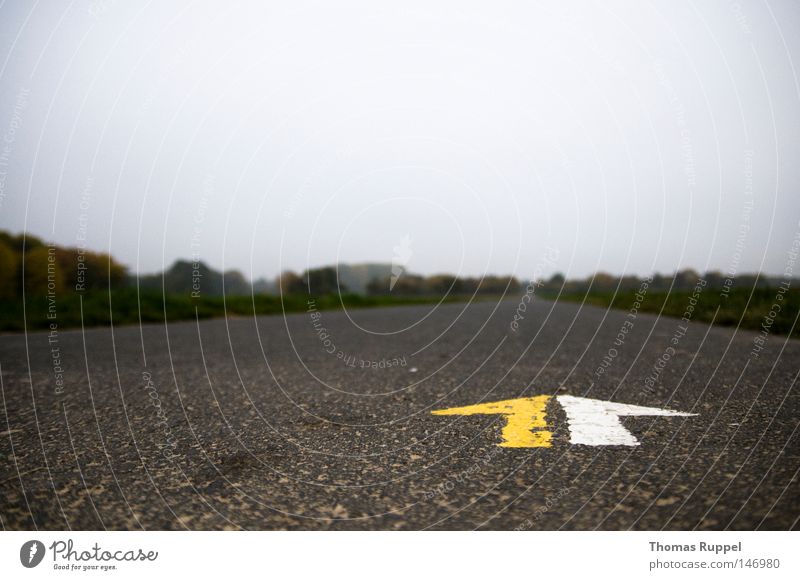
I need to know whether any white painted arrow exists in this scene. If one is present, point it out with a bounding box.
[556,395,696,446]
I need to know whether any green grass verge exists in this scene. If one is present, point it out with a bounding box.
[4,286,797,338]
[550,286,799,339]
[0,288,465,332]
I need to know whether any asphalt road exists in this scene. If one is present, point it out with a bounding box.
[1,297,798,530]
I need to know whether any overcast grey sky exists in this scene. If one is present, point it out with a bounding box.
[0,1,799,281]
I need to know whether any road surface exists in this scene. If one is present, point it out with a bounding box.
[1,297,798,530]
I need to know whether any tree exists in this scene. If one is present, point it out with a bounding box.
[544,272,565,290]
[304,267,346,295]
[66,250,128,292]
[673,269,701,290]
[426,274,459,295]
[278,271,305,294]
[23,245,63,296]
[0,240,18,299]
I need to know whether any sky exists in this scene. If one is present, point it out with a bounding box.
[0,1,799,282]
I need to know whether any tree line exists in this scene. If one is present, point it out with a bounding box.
[0,230,787,301]
[0,231,127,299]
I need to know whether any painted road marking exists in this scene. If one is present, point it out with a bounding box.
[431,395,696,448]
[556,395,696,446]
[431,396,552,447]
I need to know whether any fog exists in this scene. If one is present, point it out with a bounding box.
[1,1,799,281]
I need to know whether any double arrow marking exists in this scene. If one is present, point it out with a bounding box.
[431,395,696,447]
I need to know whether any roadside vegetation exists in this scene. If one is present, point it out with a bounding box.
[0,288,463,332]
[1,230,797,336]
[551,286,799,339]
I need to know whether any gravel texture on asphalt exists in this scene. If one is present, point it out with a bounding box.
[1,298,798,530]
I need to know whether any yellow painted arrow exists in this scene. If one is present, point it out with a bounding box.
[431,395,553,448]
